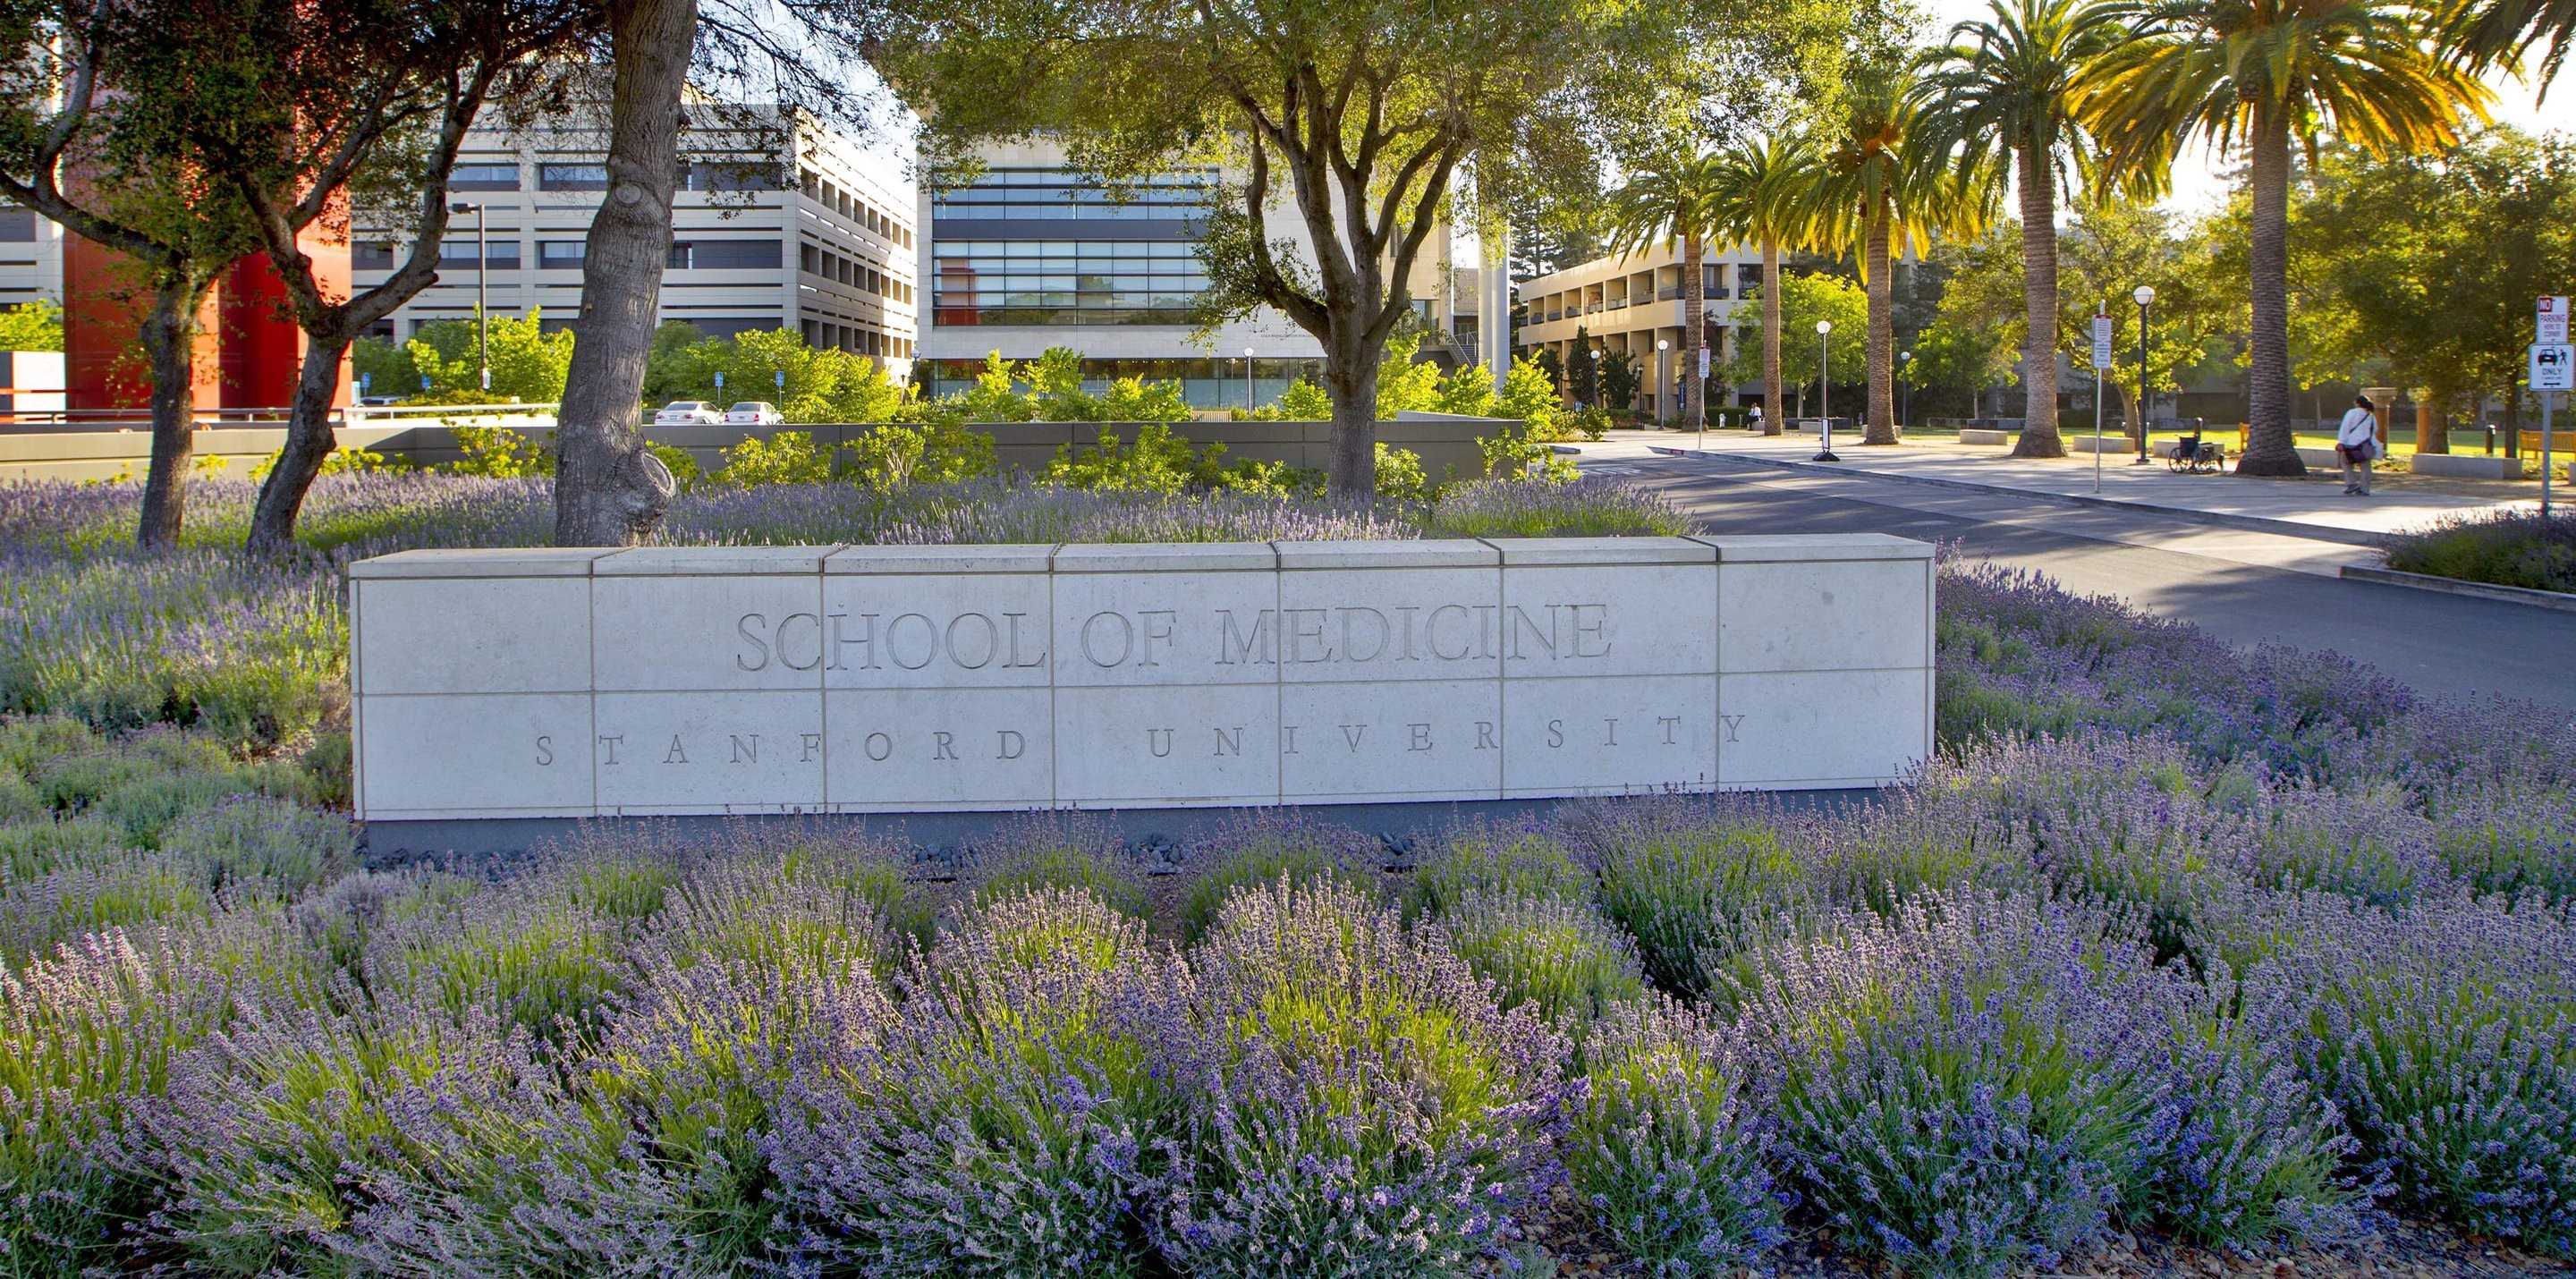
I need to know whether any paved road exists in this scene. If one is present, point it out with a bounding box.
[1599,453,2576,712]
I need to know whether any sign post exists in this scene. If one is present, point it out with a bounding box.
[2091,314,2114,493]
[2540,299,2572,518]
[1697,346,1711,454]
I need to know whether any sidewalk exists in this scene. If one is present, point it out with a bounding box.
[1583,428,2534,546]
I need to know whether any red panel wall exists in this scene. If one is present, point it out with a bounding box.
[63,229,352,417]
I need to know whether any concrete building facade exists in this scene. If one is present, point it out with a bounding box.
[1515,241,1770,420]
[916,141,1480,411]
[353,103,918,377]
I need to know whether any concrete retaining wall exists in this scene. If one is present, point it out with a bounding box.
[349,536,1936,819]
[0,417,1504,485]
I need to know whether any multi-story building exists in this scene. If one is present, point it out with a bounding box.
[1514,242,1773,419]
[353,101,918,375]
[916,140,1479,411]
[0,206,63,319]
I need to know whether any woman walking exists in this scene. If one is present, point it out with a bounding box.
[2336,394,2382,496]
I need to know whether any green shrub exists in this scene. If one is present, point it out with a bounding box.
[0,851,216,960]
[0,716,103,775]
[1566,998,1781,1275]
[1404,822,1590,920]
[0,765,38,823]
[1177,817,1376,944]
[0,815,128,884]
[1587,804,1814,999]
[719,429,835,485]
[969,818,1147,919]
[364,885,629,1052]
[157,795,355,897]
[1436,889,1647,1027]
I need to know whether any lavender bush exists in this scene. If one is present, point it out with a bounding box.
[964,813,1150,919]
[1175,810,1378,943]
[1565,996,1782,1277]
[1435,889,1648,1029]
[772,887,1178,1277]
[1742,892,2183,1279]
[1578,797,1816,998]
[2248,892,2576,1256]
[1402,820,1592,920]
[1151,879,1568,1279]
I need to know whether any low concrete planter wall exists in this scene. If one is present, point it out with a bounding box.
[349,536,1936,820]
[1957,428,2012,445]
[2409,453,2520,480]
[1,417,1507,485]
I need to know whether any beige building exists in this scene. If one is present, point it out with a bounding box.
[1516,242,1770,419]
[354,101,918,376]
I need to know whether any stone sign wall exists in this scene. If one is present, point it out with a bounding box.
[349,535,1934,820]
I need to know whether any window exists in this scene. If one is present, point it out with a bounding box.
[682,160,781,191]
[538,241,585,268]
[539,163,609,191]
[800,243,819,274]
[930,167,1216,220]
[447,163,521,191]
[930,240,1211,326]
[708,241,783,269]
[666,242,693,270]
[0,208,38,242]
[439,241,519,267]
[353,241,396,270]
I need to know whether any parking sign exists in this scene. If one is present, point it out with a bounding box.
[2542,297,2571,346]
[2535,343,2575,392]
[2090,315,2114,369]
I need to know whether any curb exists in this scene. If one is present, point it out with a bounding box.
[1649,446,2393,549]
[2336,564,2576,614]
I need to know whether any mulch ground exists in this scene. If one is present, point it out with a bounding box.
[1513,1182,2573,1278]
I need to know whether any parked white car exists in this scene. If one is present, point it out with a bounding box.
[654,401,722,425]
[724,401,784,426]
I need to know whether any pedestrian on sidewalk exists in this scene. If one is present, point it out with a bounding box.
[2337,394,2381,496]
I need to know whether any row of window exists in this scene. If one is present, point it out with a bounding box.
[356,240,784,272]
[798,171,912,249]
[929,168,1214,220]
[936,241,1201,261]
[800,244,912,302]
[447,160,785,194]
[933,307,1201,327]
[801,319,912,359]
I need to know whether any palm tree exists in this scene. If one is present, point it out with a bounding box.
[1710,134,1811,436]
[2084,0,2489,475]
[1916,0,2131,460]
[1604,145,1732,432]
[1794,62,1979,445]
[2446,0,2574,86]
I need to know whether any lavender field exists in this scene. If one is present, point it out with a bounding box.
[0,475,2572,1277]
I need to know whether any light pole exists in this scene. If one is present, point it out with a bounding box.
[1898,349,1911,431]
[1814,319,1838,462]
[1242,347,1255,411]
[1589,347,1604,413]
[1656,338,1670,428]
[450,201,490,395]
[2132,285,2155,465]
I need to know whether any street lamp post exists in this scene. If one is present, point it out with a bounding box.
[1589,347,1604,413]
[450,201,490,395]
[1243,347,1255,411]
[1814,319,1839,462]
[1656,338,1670,428]
[2132,285,2155,466]
[1898,349,1911,431]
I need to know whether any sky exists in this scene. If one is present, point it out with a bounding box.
[1924,0,2576,215]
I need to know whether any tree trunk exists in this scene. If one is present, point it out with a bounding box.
[249,333,353,554]
[1682,233,1705,433]
[2415,388,2448,454]
[552,0,691,546]
[2011,145,2064,459]
[2236,102,2303,477]
[1324,326,1381,496]
[1760,238,1783,435]
[134,272,208,550]
[1862,208,1897,445]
